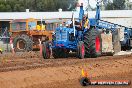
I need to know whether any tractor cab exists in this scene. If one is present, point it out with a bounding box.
[10,18,37,32]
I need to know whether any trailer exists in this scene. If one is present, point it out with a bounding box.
[42,0,132,59]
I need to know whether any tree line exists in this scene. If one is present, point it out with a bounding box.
[0,0,131,12]
[0,0,77,12]
[104,0,132,10]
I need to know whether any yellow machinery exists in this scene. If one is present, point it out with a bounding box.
[9,18,56,51]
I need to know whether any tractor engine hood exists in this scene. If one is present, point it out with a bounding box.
[55,27,74,41]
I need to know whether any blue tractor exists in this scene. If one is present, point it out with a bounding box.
[42,0,132,59]
[42,1,102,59]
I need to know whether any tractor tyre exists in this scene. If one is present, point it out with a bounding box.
[77,41,85,59]
[83,27,102,58]
[42,42,51,59]
[13,34,33,52]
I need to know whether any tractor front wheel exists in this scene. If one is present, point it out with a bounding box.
[77,41,85,59]
[42,42,51,59]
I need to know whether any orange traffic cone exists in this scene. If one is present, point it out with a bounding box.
[81,68,88,77]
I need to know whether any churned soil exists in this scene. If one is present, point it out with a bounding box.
[0,52,132,88]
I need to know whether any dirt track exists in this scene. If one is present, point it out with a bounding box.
[0,52,132,88]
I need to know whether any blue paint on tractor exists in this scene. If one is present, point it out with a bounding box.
[51,0,132,57]
[52,26,78,50]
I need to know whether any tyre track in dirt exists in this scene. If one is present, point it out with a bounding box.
[0,52,132,72]
[0,54,132,88]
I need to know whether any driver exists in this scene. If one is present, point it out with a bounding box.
[82,14,90,30]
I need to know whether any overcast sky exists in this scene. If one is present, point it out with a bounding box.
[78,0,97,9]
[78,0,132,9]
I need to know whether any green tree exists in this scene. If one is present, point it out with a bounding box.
[113,0,125,10]
[5,4,12,11]
[0,4,6,11]
[14,4,21,11]
[105,0,126,10]
[0,0,77,12]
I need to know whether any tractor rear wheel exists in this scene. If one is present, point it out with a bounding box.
[42,42,51,59]
[13,34,33,52]
[77,41,85,59]
[83,27,102,58]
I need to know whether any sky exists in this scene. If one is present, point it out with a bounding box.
[78,0,97,9]
[78,0,132,9]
